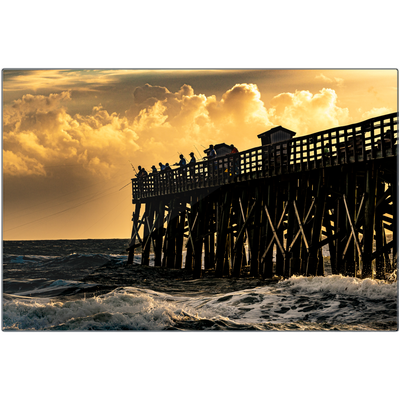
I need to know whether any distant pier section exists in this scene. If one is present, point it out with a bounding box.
[128,112,398,280]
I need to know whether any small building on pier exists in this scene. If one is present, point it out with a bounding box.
[257,126,296,146]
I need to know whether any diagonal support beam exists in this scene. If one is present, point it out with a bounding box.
[127,215,145,249]
[163,210,171,224]
[288,198,315,253]
[237,197,256,254]
[143,215,159,252]
[263,201,288,257]
[234,200,256,248]
[342,194,363,258]
[260,202,287,264]
[342,193,365,259]
[232,197,256,268]
[293,200,309,251]
[185,210,199,254]
[162,209,173,243]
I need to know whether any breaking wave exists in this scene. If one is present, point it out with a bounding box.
[3,275,397,331]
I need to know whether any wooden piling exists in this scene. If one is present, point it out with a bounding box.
[175,200,186,269]
[193,194,206,278]
[127,201,142,264]
[153,200,165,267]
[215,190,232,277]
[307,170,327,276]
[142,200,154,266]
[250,186,262,277]
[363,163,378,278]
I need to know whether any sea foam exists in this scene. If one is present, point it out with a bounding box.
[281,274,398,299]
[3,275,397,331]
[2,288,193,331]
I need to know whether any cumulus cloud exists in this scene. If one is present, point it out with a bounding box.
[126,82,273,161]
[5,84,275,179]
[3,83,356,179]
[315,73,344,87]
[361,107,394,120]
[3,91,140,178]
[268,88,350,135]
[3,150,46,176]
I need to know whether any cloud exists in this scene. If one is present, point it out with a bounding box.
[315,73,344,87]
[268,88,350,135]
[3,91,140,178]
[361,107,393,120]
[3,83,356,181]
[2,69,134,93]
[126,83,273,161]
[3,150,46,176]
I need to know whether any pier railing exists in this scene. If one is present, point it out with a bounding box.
[132,112,398,200]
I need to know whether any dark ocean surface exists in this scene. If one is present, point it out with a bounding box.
[2,239,398,331]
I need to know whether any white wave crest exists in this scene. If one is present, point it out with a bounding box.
[3,276,398,331]
[280,274,398,299]
[2,289,195,331]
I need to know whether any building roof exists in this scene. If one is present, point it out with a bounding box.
[257,126,296,139]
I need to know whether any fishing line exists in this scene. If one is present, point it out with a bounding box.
[80,195,129,236]
[5,181,133,233]
[194,145,202,159]
[5,171,134,221]
[118,182,131,191]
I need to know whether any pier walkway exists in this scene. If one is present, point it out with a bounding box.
[132,113,398,201]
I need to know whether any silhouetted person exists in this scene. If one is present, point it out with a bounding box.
[189,152,196,164]
[207,144,217,159]
[174,154,187,168]
[188,152,196,180]
[230,144,238,154]
[136,166,147,178]
[229,144,239,175]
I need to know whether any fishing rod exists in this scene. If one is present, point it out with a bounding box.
[119,181,132,191]
[129,160,138,175]
[194,145,202,160]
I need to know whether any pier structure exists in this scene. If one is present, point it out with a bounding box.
[127,112,398,279]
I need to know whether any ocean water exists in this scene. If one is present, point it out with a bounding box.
[2,239,398,331]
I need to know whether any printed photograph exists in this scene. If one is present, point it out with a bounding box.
[2,69,398,331]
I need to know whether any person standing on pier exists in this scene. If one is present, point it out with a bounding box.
[207,144,217,159]
[174,154,187,168]
[174,154,187,181]
[189,152,196,164]
[207,144,218,175]
[188,152,196,180]
[136,166,147,178]
[229,144,239,175]
[135,166,148,192]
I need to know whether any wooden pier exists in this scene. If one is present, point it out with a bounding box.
[127,112,398,279]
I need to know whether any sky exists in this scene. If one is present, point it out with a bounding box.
[2,69,397,240]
